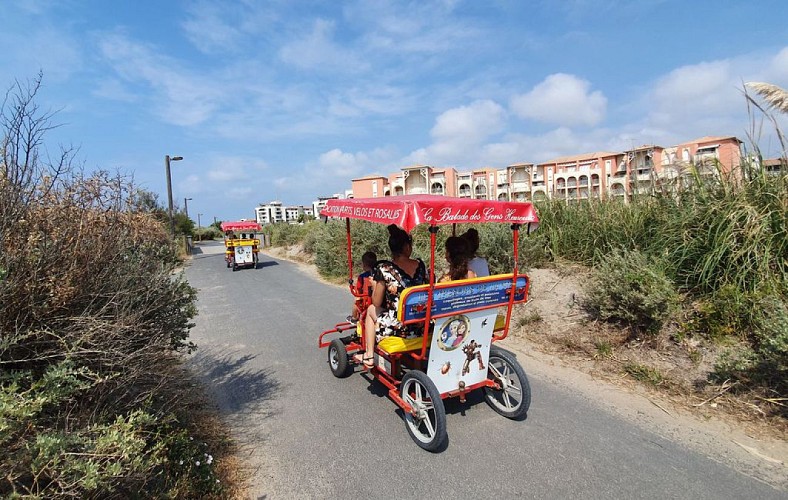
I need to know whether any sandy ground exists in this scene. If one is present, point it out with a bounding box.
[262,245,787,490]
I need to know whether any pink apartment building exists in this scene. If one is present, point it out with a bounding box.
[348,136,744,202]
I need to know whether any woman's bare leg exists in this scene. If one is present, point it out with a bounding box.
[354,305,377,366]
[364,305,377,355]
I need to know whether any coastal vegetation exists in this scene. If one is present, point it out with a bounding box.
[1,77,231,497]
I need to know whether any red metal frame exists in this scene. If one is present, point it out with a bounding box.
[318,196,539,410]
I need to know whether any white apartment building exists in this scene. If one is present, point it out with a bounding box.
[256,201,315,224]
[255,201,285,225]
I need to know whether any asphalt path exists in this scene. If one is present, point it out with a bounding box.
[185,241,783,499]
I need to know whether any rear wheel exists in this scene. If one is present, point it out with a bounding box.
[483,346,531,419]
[328,339,351,378]
[401,371,446,452]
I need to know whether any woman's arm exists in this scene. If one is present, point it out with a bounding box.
[371,280,385,307]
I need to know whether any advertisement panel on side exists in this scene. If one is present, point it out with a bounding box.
[426,309,497,395]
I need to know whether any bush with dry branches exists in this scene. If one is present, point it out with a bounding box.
[0,77,221,498]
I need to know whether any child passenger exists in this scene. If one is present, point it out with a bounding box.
[347,251,377,324]
[439,236,477,282]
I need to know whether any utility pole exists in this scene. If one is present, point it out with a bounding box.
[164,154,183,237]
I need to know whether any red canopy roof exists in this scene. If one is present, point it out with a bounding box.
[220,221,262,232]
[320,195,539,232]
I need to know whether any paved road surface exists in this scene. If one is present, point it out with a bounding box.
[185,241,783,499]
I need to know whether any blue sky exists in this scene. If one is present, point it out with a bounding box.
[2,0,787,221]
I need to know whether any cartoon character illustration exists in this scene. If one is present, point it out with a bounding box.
[446,320,460,346]
[440,361,451,375]
[461,340,485,376]
[437,315,471,351]
[453,320,467,348]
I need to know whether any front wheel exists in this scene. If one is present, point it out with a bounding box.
[483,346,531,420]
[400,371,447,452]
[328,339,351,378]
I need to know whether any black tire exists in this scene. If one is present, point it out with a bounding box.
[328,339,351,378]
[400,371,447,452]
[226,261,231,268]
[483,346,531,419]
[232,263,238,272]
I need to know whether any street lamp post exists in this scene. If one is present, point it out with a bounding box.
[197,213,202,229]
[165,154,183,237]
[184,197,193,219]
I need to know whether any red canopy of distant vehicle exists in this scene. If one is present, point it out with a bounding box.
[220,221,262,232]
[320,195,539,233]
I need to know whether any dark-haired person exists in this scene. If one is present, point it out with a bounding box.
[439,236,477,283]
[460,228,489,277]
[347,251,377,324]
[354,225,427,368]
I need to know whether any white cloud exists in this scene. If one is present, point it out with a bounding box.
[346,0,480,56]
[432,100,505,144]
[279,19,368,73]
[404,100,505,166]
[652,61,734,119]
[206,156,268,182]
[511,73,607,127]
[181,2,245,54]
[98,32,223,126]
[318,149,367,178]
[92,78,137,102]
[0,25,81,83]
[328,84,414,118]
[271,146,398,198]
[769,47,788,82]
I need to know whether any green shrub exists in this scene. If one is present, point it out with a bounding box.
[0,77,217,498]
[624,362,664,386]
[583,249,680,334]
[713,294,788,397]
[686,285,759,342]
[194,226,222,241]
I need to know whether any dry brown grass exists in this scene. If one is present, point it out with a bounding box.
[509,267,788,440]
